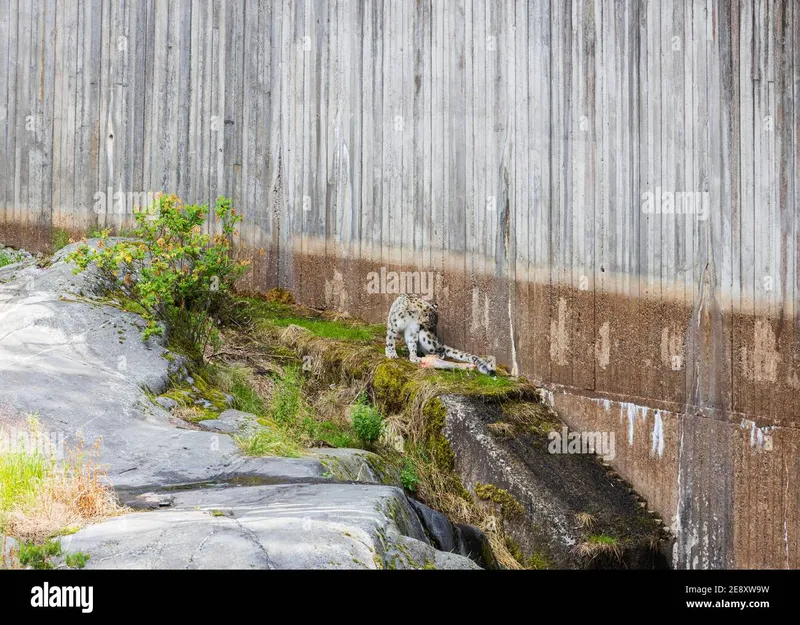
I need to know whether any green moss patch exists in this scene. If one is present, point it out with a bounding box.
[474,482,525,518]
[0,249,25,268]
[245,296,385,343]
[155,371,232,422]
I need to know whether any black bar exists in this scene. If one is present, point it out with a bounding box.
[0,569,792,617]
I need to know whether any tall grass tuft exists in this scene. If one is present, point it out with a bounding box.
[0,435,123,546]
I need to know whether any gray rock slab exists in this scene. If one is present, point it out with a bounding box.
[154,396,178,411]
[60,484,480,570]
[197,419,238,434]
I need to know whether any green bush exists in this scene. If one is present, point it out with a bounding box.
[15,541,90,570]
[270,366,304,424]
[350,395,384,443]
[66,194,249,359]
[51,228,70,252]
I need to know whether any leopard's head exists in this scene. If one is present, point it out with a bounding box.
[421,299,438,330]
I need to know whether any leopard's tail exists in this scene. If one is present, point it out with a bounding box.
[442,346,496,374]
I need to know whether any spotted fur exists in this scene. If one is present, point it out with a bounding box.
[385,294,496,375]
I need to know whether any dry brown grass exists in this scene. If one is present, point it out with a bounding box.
[171,406,208,423]
[487,422,516,437]
[379,414,408,453]
[575,512,596,530]
[1,438,124,546]
[501,400,560,434]
[276,324,381,384]
[263,287,295,305]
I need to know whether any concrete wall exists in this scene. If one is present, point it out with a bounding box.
[1,0,797,568]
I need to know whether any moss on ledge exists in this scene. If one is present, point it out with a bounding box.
[474,482,525,518]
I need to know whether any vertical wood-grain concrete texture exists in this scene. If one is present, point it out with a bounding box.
[0,0,797,569]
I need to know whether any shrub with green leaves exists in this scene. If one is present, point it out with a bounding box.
[51,228,70,252]
[270,366,304,424]
[15,541,90,570]
[350,395,384,443]
[66,194,249,359]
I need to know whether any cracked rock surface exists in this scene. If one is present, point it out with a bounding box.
[62,484,480,570]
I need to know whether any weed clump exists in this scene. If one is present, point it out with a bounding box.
[400,462,419,492]
[51,228,70,252]
[0,249,24,268]
[234,426,303,458]
[65,551,90,569]
[11,540,90,570]
[575,534,622,563]
[350,394,384,443]
[17,539,62,569]
[474,482,525,518]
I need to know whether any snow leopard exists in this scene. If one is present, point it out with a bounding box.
[385,294,496,375]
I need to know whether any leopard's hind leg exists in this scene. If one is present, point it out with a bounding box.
[418,328,445,357]
[404,326,422,363]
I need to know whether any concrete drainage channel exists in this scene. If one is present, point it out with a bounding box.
[441,395,671,569]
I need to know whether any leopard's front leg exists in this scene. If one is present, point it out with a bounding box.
[385,325,399,359]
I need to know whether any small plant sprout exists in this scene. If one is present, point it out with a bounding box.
[350,394,385,444]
